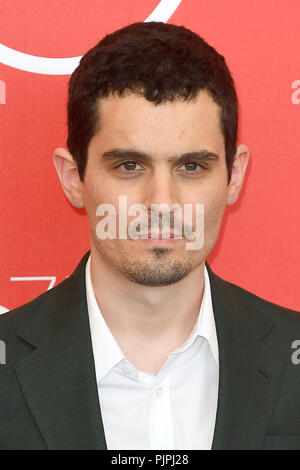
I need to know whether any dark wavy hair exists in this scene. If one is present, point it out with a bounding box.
[67,22,238,183]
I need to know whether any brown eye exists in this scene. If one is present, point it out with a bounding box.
[124,161,136,171]
[178,162,201,172]
[185,162,198,171]
[121,161,142,171]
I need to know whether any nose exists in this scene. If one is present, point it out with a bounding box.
[143,167,181,219]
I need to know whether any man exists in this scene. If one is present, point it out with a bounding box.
[0,22,299,450]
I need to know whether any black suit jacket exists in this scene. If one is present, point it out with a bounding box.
[0,250,300,450]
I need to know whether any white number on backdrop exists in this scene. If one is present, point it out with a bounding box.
[0,275,71,314]
[10,276,56,290]
[0,276,56,314]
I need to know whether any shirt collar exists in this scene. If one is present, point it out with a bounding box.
[85,254,219,383]
[169,264,219,366]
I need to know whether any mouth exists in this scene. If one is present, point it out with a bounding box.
[140,231,173,238]
[139,231,182,242]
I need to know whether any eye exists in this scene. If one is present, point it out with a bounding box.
[118,161,143,172]
[178,162,202,172]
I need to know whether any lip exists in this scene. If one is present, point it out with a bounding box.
[139,232,182,242]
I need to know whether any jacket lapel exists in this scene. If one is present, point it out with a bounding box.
[206,264,287,450]
[14,250,107,450]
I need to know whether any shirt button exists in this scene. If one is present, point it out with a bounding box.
[156,387,163,397]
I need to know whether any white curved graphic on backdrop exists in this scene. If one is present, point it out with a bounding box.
[0,305,9,315]
[0,0,182,75]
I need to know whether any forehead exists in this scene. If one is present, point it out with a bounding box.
[90,90,225,157]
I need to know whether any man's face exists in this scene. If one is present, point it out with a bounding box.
[80,90,234,286]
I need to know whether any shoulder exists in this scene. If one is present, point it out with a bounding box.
[225,275,298,319]
[207,266,300,361]
[207,264,300,330]
[0,275,71,339]
[0,250,89,337]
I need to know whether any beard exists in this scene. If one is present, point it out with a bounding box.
[118,247,193,286]
[93,231,193,287]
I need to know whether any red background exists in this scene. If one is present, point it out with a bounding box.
[0,0,299,312]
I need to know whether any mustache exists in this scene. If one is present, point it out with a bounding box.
[128,214,195,238]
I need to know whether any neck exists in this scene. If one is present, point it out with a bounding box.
[89,246,205,354]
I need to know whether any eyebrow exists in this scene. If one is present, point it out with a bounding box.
[101,148,219,165]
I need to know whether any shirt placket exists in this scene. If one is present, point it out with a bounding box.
[148,374,174,450]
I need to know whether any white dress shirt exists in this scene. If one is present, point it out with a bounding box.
[85,254,219,450]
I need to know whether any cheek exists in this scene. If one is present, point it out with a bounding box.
[83,161,116,205]
[83,177,118,223]
[203,194,227,238]
[194,180,227,230]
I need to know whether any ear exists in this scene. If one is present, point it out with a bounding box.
[53,147,84,208]
[226,144,250,206]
